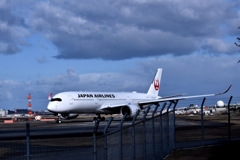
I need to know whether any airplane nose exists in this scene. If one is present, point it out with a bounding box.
[47,102,57,113]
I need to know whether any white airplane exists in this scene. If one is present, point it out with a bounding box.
[47,68,231,123]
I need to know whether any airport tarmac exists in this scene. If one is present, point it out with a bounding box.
[165,140,240,160]
[1,112,240,140]
[0,115,138,140]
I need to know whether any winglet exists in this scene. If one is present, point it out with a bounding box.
[215,85,232,96]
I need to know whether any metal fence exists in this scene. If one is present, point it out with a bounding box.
[0,96,240,160]
[0,128,93,160]
[94,101,179,160]
[175,96,240,149]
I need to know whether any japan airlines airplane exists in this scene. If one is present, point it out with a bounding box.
[47,68,231,123]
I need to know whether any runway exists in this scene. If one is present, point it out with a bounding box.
[0,113,202,140]
[0,115,137,140]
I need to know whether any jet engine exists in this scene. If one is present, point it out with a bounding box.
[120,105,140,119]
[60,113,79,119]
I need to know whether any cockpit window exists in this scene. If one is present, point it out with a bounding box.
[50,98,62,102]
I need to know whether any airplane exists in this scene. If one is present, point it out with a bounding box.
[47,68,232,123]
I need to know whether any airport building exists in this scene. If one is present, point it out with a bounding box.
[0,109,30,117]
[0,109,7,117]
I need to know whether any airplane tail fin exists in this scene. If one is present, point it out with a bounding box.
[147,68,162,96]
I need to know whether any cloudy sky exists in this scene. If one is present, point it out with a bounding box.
[0,0,240,111]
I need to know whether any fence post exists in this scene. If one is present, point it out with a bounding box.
[172,100,179,151]
[93,119,100,160]
[166,102,173,155]
[26,122,30,160]
[227,96,233,142]
[152,105,159,160]
[142,107,150,160]
[104,117,113,160]
[160,103,167,160]
[119,113,127,160]
[201,97,206,147]
[132,110,140,160]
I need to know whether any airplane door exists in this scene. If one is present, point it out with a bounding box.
[68,95,74,105]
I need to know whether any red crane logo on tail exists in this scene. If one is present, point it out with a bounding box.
[154,79,160,90]
[48,93,52,101]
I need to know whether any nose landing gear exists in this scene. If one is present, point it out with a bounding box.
[56,114,62,123]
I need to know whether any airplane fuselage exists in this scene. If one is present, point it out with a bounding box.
[47,91,158,114]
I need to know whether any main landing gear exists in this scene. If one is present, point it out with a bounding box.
[93,114,105,121]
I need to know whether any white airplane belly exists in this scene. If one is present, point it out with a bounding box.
[68,100,101,113]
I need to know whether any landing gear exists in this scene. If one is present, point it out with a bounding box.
[56,114,62,124]
[93,115,105,121]
[56,119,62,123]
[101,116,105,121]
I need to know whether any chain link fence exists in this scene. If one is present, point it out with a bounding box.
[0,96,239,159]
[94,101,178,160]
[175,96,240,149]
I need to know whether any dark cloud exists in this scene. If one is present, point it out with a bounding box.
[27,0,240,60]
[1,0,239,58]
[0,1,29,55]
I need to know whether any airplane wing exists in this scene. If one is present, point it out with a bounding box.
[158,94,186,99]
[100,93,187,110]
[99,94,186,110]
[99,85,231,110]
[100,103,129,110]
[138,85,232,107]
